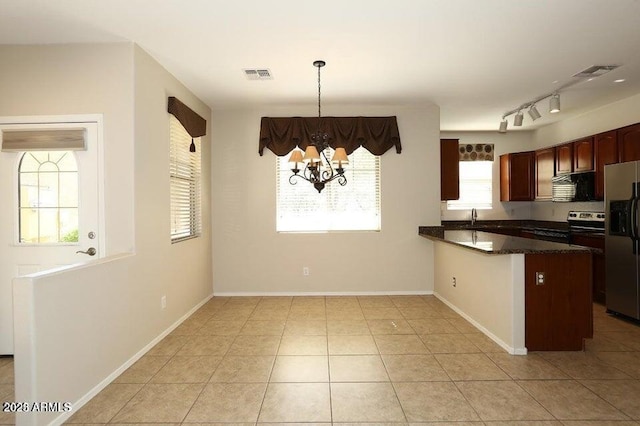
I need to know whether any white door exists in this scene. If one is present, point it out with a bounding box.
[0,118,102,355]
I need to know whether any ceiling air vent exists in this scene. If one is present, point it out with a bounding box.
[243,68,273,80]
[573,65,620,78]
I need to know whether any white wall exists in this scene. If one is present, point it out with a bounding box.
[5,43,213,424]
[433,240,525,354]
[439,131,534,221]
[211,104,440,294]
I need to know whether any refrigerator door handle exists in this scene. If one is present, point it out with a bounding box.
[631,197,638,240]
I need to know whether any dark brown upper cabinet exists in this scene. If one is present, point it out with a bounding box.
[535,148,555,200]
[501,151,535,201]
[595,131,618,200]
[618,123,640,163]
[555,143,574,175]
[573,137,594,172]
[440,139,459,201]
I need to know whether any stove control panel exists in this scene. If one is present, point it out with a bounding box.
[567,211,605,222]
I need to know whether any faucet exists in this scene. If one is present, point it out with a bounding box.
[471,208,478,226]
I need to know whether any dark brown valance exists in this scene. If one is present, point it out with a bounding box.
[259,116,402,156]
[167,97,207,138]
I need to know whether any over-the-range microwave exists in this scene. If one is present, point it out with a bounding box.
[551,171,596,202]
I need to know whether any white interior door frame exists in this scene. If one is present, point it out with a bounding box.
[0,114,105,355]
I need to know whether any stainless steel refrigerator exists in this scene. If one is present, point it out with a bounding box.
[606,161,640,320]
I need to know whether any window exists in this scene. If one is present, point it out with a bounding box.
[447,161,493,210]
[276,147,381,232]
[18,151,79,243]
[170,115,201,242]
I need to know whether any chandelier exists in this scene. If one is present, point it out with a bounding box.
[287,60,348,193]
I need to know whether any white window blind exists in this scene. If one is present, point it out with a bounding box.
[277,147,381,232]
[447,161,493,210]
[170,116,201,242]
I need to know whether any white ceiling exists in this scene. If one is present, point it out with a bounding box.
[1,0,640,131]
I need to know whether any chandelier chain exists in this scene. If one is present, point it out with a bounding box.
[317,63,322,120]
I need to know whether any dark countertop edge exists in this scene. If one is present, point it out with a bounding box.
[442,219,569,232]
[419,226,598,255]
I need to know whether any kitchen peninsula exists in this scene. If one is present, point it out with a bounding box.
[420,226,594,353]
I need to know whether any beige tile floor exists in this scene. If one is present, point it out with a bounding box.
[1,295,640,425]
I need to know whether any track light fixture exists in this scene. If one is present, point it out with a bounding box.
[514,111,524,126]
[499,118,508,133]
[496,66,617,132]
[528,104,541,121]
[549,94,561,114]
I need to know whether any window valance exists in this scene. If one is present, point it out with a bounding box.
[459,143,494,161]
[259,116,402,156]
[167,97,207,138]
[1,129,86,151]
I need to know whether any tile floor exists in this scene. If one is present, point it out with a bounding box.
[1,295,640,425]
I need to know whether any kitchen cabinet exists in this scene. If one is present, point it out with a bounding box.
[500,152,535,201]
[535,148,555,200]
[573,137,594,172]
[618,123,640,163]
[440,139,459,201]
[525,252,593,350]
[555,143,574,174]
[595,131,618,200]
[571,233,605,304]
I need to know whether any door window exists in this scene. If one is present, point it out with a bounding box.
[18,151,79,243]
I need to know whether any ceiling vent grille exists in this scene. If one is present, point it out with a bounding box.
[573,65,620,78]
[244,68,273,80]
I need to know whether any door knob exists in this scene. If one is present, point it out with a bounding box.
[76,247,97,256]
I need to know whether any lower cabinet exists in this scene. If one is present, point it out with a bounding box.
[525,252,593,351]
[571,233,605,304]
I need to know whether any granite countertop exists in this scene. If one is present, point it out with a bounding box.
[419,227,595,255]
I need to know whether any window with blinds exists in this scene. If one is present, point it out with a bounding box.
[447,161,493,210]
[170,116,201,242]
[276,147,381,232]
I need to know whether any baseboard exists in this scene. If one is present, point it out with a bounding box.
[51,293,213,425]
[213,290,434,297]
[433,291,527,356]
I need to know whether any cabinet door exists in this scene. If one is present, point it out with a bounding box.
[618,123,640,163]
[555,143,574,174]
[510,152,535,201]
[595,131,618,200]
[440,139,459,200]
[573,137,594,172]
[535,148,555,200]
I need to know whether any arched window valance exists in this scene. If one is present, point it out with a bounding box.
[259,116,402,156]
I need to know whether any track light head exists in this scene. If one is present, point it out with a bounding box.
[528,104,541,121]
[549,94,561,114]
[514,111,524,126]
[499,118,508,133]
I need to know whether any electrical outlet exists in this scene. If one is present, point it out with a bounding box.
[535,272,545,285]
[161,295,167,309]
[452,277,457,287]
[303,266,310,276]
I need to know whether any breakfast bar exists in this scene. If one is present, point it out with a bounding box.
[420,226,594,353]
